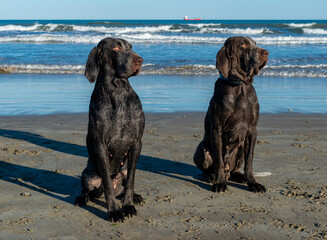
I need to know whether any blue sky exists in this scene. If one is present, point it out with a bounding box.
[1,0,326,20]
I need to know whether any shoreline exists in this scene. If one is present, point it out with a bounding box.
[1,109,327,118]
[1,73,327,115]
[0,112,326,239]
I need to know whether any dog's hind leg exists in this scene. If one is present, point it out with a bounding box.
[193,141,205,171]
[74,162,104,206]
[74,182,91,207]
[193,141,215,181]
[193,141,214,171]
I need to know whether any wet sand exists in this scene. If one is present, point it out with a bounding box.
[0,112,326,239]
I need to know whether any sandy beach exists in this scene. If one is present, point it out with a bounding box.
[0,112,326,239]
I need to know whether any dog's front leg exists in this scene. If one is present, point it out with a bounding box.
[210,122,227,193]
[97,144,125,222]
[122,142,142,218]
[244,128,266,193]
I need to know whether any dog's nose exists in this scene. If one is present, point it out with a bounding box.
[134,55,143,65]
[261,49,269,56]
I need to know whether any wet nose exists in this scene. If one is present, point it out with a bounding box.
[134,55,143,65]
[261,49,269,57]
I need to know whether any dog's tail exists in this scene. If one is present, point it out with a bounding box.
[254,172,272,177]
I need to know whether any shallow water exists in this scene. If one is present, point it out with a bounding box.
[0,74,326,115]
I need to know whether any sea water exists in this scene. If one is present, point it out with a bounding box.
[0,20,326,115]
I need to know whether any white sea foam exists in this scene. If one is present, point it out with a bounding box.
[73,25,174,34]
[255,36,327,45]
[0,23,70,32]
[0,24,41,32]
[0,34,105,43]
[0,23,270,35]
[200,27,272,35]
[266,64,327,69]
[0,23,75,32]
[2,63,326,77]
[119,34,327,45]
[261,71,327,78]
[303,28,327,35]
[0,23,188,34]
[0,64,85,74]
[263,64,327,78]
[286,22,316,28]
[2,33,326,45]
[119,33,226,44]
[142,64,217,75]
[186,23,222,28]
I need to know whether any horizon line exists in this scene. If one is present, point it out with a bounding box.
[0,18,326,21]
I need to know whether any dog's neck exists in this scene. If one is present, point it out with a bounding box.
[111,77,129,88]
[219,74,246,86]
[95,76,131,93]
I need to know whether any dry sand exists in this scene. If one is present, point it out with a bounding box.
[0,112,326,239]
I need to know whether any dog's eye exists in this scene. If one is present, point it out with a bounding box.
[113,46,121,51]
[241,44,249,48]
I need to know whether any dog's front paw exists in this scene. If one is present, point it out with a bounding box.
[211,182,228,193]
[248,182,266,193]
[133,193,144,205]
[108,210,125,222]
[122,204,137,218]
[74,196,88,207]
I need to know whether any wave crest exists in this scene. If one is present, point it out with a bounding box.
[1,64,327,78]
[1,34,327,45]
[286,22,317,28]
[0,64,84,74]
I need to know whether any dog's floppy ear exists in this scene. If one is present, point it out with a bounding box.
[84,47,99,83]
[216,45,229,78]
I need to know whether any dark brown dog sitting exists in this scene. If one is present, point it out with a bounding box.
[193,36,269,193]
[74,38,145,222]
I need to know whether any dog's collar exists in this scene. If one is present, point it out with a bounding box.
[219,74,245,86]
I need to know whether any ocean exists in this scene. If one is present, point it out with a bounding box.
[0,19,326,115]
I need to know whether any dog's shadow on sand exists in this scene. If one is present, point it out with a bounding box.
[0,128,247,220]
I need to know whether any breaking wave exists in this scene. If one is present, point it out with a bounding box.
[0,23,270,35]
[0,64,85,74]
[1,63,326,77]
[1,34,327,45]
[302,28,327,35]
[285,22,317,28]
[0,22,322,36]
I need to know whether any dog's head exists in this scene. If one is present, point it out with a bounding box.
[84,38,143,83]
[216,36,269,84]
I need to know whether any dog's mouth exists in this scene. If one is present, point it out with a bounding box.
[131,66,141,76]
[248,59,267,77]
[258,59,268,70]
[116,67,141,78]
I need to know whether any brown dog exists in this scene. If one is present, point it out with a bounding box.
[74,38,144,222]
[193,36,269,193]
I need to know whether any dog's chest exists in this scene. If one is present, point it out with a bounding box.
[108,103,143,137]
[102,102,143,174]
[220,86,259,140]
[234,91,258,119]
[89,88,144,146]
